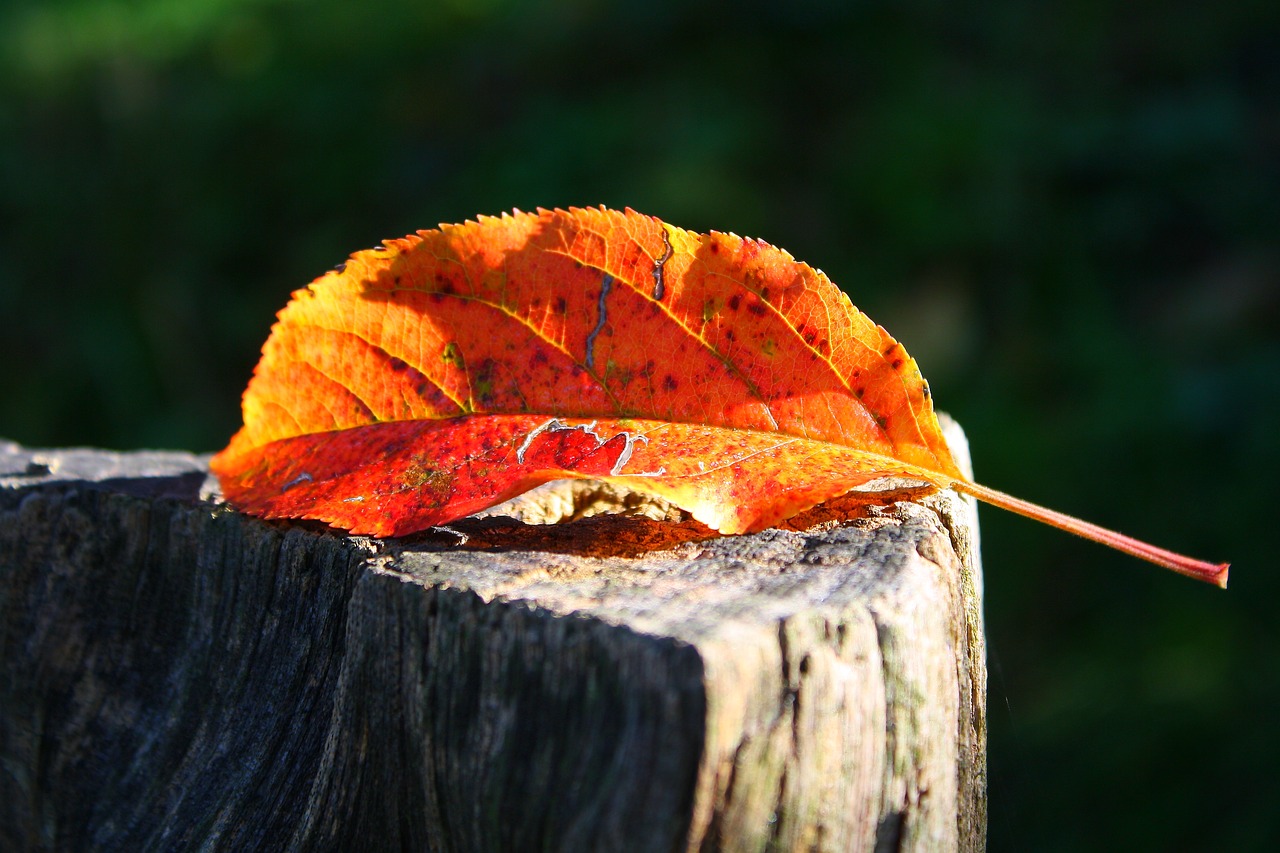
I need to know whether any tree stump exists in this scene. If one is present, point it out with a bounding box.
[0,417,985,852]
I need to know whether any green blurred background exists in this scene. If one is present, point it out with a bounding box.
[2,0,1276,848]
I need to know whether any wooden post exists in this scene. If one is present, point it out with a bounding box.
[0,418,985,852]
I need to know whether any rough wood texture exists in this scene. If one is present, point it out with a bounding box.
[0,417,985,852]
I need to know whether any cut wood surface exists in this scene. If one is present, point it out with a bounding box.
[0,416,986,852]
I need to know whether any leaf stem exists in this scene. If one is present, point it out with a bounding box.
[952,480,1229,588]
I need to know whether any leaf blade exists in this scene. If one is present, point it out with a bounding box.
[215,206,963,519]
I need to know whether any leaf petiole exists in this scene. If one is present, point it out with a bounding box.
[953,480,1229,588]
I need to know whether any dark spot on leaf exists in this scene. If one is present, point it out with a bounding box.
[874,413,888,430]
[761,287,771,302]
[855,388,865,399]
[891,359,903,371]
[883,344,898,356]
[725,328,736,342]
[710,243,721,254]
[403,464,444,489]
[747,301,767,317]
[473,359,498,402]
[728,294,742,311]
[664,375,679,391]
[554,297,568,314]
[388,357,408,372]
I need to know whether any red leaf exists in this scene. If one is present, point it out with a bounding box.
[212,207,1228,587]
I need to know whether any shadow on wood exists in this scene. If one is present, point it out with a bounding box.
[0,417,985,852]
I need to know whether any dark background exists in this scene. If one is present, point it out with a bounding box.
[2,1,1276,848]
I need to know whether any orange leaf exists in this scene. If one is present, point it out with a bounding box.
[212,207,1228,587]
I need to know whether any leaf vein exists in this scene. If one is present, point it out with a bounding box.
[289,322,469,415]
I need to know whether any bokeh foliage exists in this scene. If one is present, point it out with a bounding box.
[2,0,1277,848]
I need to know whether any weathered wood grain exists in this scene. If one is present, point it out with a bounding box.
[0,417,985,852]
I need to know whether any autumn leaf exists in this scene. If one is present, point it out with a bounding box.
[211,207,1228,587]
